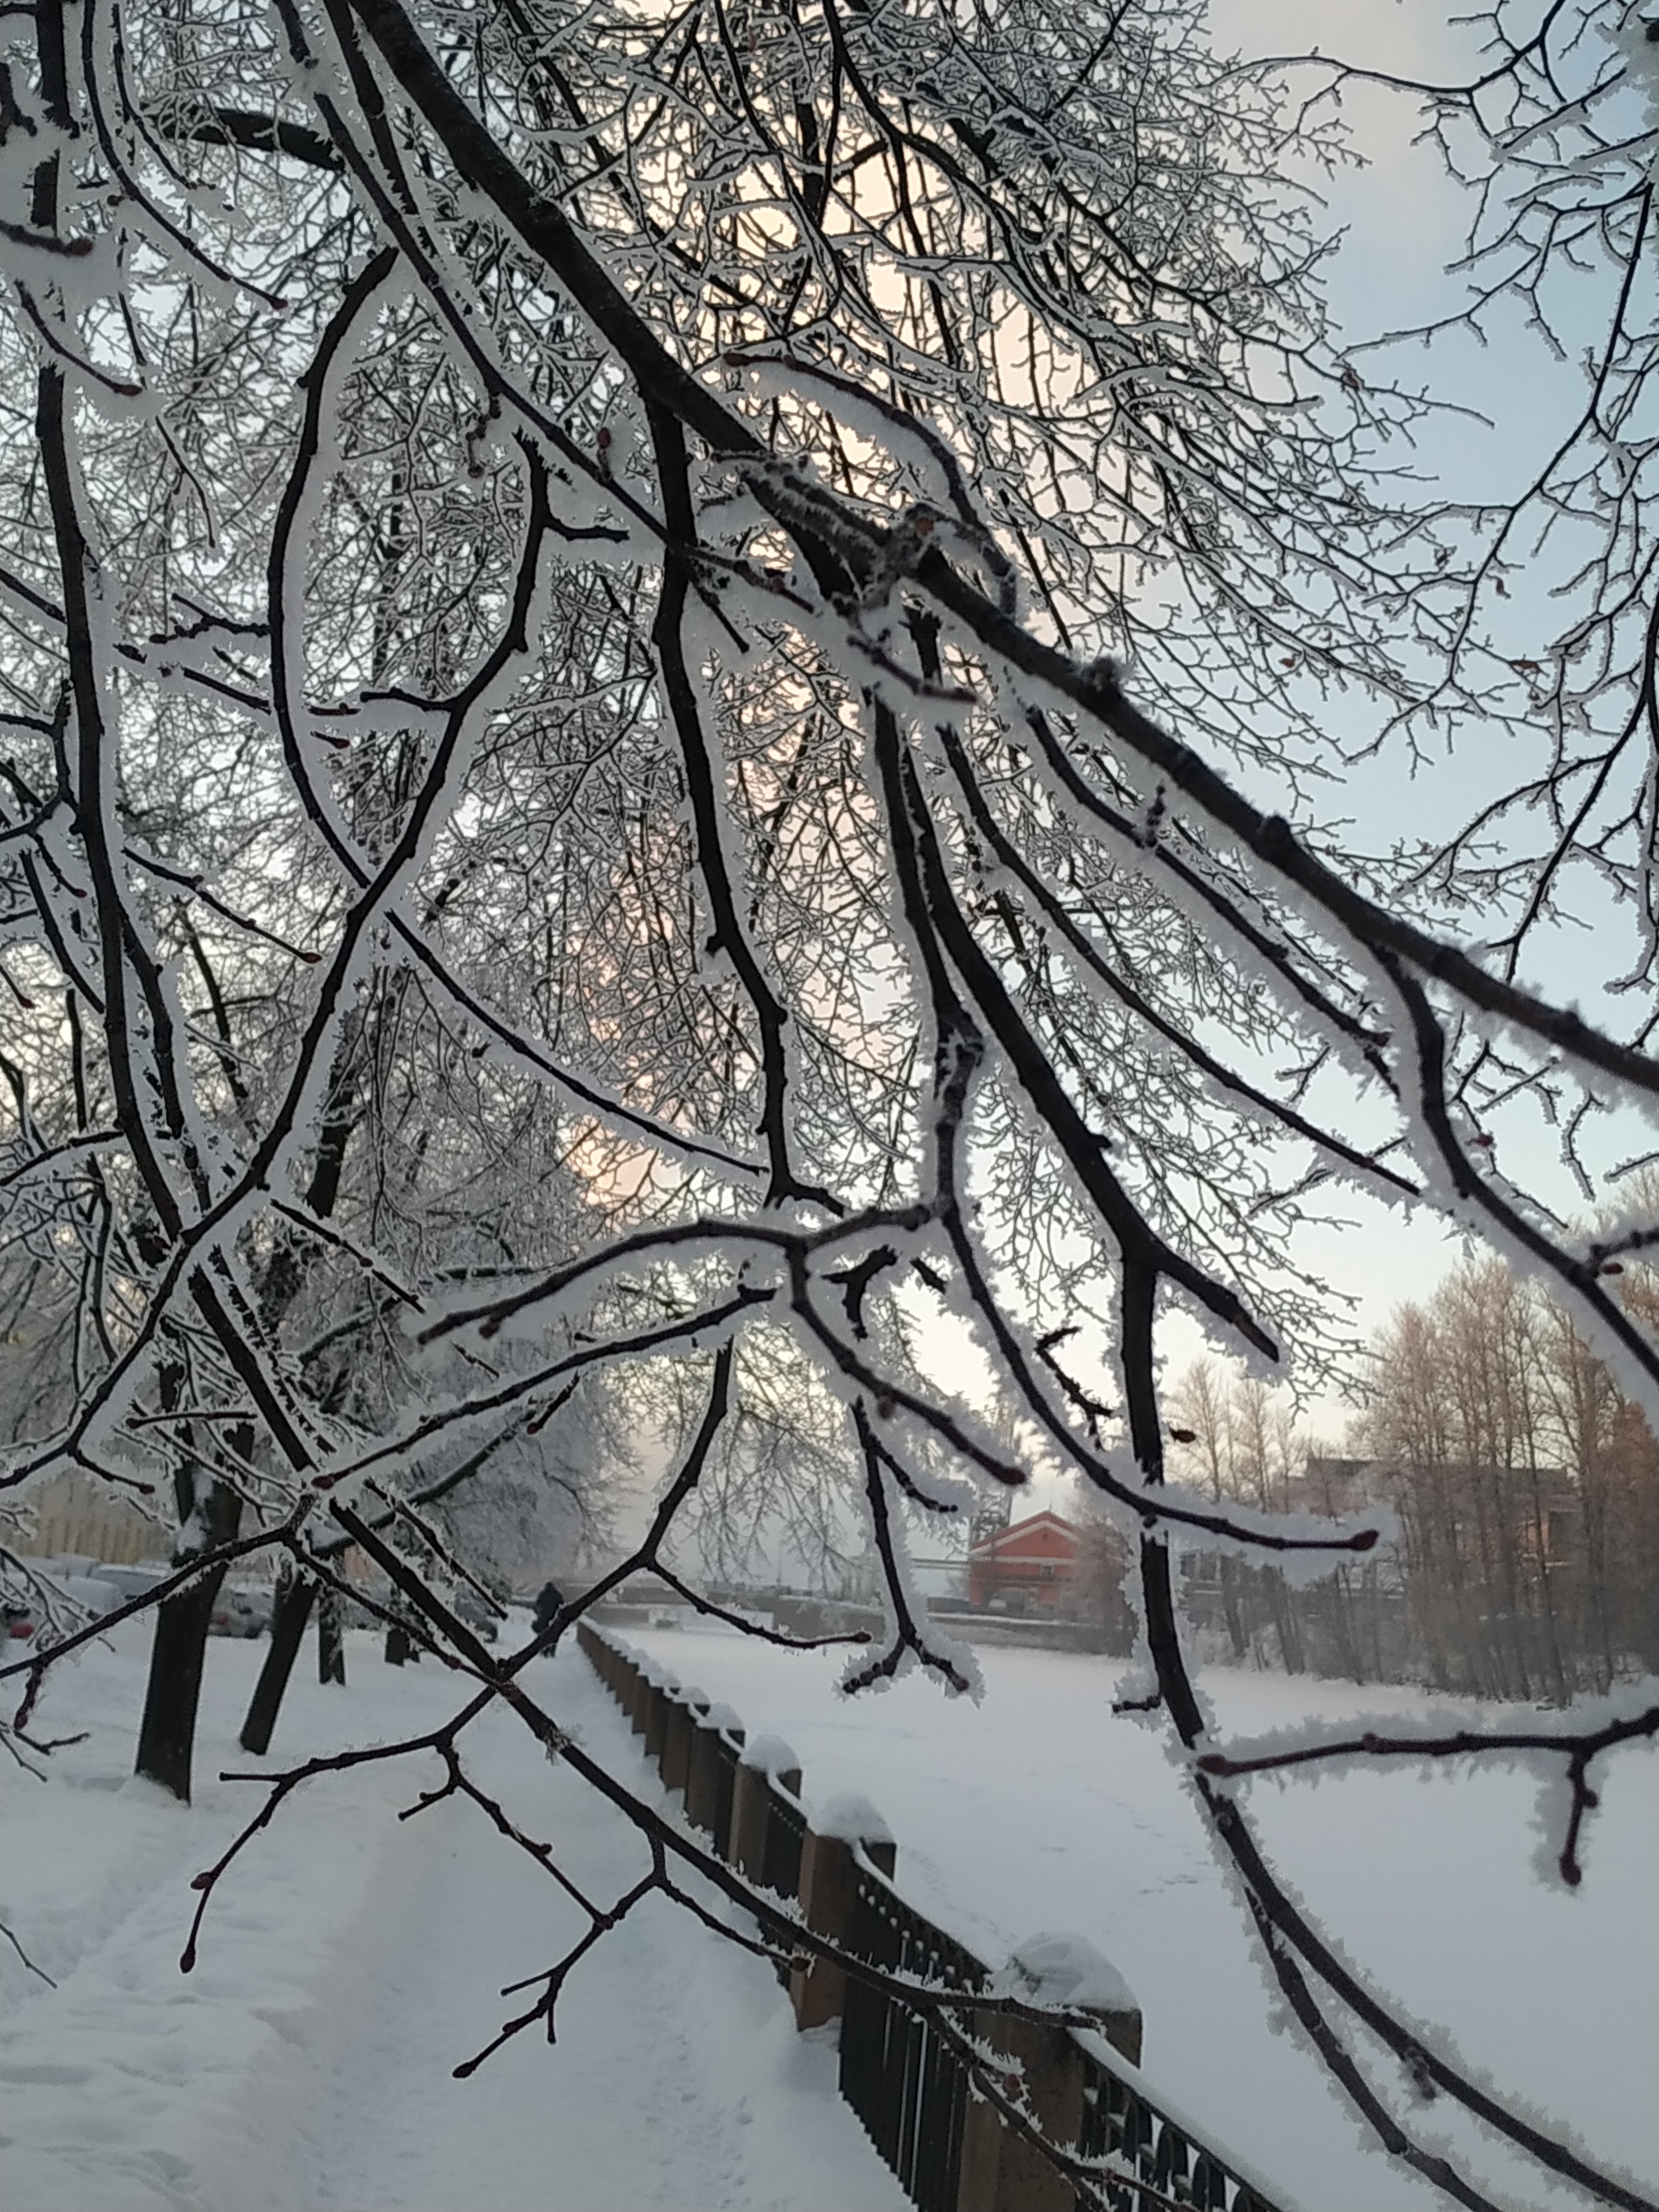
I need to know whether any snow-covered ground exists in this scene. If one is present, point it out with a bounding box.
[2,1615,1653,2212]
[0,1618,908,2212]
[625,1622,1659,2212]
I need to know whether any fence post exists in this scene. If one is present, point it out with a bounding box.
[957,1937,1141,2212]
[644,1671,672,1762]
[791,1796,895,2031]
[629,1660,651,1734]
[686,1704,740,1834]
[731,1737,801,1885]
[661,1685,706,1794]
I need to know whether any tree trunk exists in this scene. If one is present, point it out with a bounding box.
[134,1562,231,1801]
[226,1106,362,1749]
[1218,1556,1248,1661]
[1260,1566,1305,1673]
[134,1463,242,1801]
[240,1567,317,1754]
[385,1622,412,1665]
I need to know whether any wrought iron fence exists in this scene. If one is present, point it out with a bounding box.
[833,1869,1290,2212]
[710,1727,741,1861]
[577,1625,1290,2212]
[1074,2048,1284,2212]
[839,1854,983,2212]
[762,1773,805,1903]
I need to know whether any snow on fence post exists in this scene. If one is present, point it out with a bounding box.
[713,1721,747,1860]
[686,1703,742,1835]
[791,1796,896,2032]
[957,1936,1141,2212]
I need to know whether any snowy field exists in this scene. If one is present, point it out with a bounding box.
[626,1622,1658,2212]
[1,1616,1653,2212]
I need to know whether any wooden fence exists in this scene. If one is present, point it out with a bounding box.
[574,1620,1291,2212]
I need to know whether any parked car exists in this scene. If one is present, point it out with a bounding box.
[53,1573,127,1621]
[0,1571,130,1643]
[210,1584,271,1639]
[88,1561,265,1636]
[91,1562,173,1605]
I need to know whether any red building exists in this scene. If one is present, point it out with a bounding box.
[966,1510,1081,1613]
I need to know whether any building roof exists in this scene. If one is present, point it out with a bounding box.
[966,1509,1081,1560]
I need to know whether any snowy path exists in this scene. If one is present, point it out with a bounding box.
[206,1682,909,2212]
[1,1623,908,2212]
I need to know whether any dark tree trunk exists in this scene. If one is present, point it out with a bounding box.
[385,1622,412,1665]
[225,1102,363,1750]
[134,1562,231,1801]
[1218,1555,1248,1661]
[1262,1566,1305,1674]
[134,1448,243,1801]
[318,1590,347,1685]
[240,1567,317,1754]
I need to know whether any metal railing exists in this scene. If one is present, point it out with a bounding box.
[710,1726,741,1861]
[832,1867,1291,2212]
[574,1621,1289,2212]
[762,1772,805,1903]
[1074,2044,1286,2212]
[839,1852,983,2212]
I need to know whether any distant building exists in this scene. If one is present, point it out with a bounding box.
[1286,1455,1383,1518]
[966,1509,1081,1613]
[1300,1452,1581,1572]
[15,1472,164,1565]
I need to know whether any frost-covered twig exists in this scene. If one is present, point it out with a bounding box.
[1197,1700,1659,1888]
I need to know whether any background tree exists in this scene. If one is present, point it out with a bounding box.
[1359,1258,1659,1698]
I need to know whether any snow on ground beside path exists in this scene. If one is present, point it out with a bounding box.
[627,1624,1659,2212]
[0,1617,910,2212]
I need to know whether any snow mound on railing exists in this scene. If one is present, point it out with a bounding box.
[740,1733,800,1778]
[1000,1931,1138,2018]
[813,1792,893,1846]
